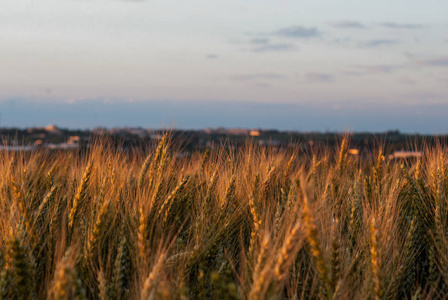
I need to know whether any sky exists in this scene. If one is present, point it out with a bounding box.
[1,0,448,132]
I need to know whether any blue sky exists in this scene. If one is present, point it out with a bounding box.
[1,0,448,132]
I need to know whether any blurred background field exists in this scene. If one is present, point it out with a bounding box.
[1,133,448,299]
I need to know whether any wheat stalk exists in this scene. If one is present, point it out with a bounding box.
[69,160,93,231]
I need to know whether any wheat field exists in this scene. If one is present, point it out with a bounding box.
[0,134,447,299]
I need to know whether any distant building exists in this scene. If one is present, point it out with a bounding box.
[227,128,249,135]
[44,124,63,135]
[250,130,260,137]
[67,136,81,145]
[34,140,44,146]
[388,151,422,160]
[348,149,359,155]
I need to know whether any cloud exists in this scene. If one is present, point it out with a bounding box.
[364,39,398,47]
[331,21,365,29]
[235,35,296,53]
[249,82,270,88]
[341,71,364,77]
[363,65,394,73]
[251,43,296,53]
[250,38,270,45]
[407,54,448,67]
[305,72,334,83]
[358,64,397,74]
[420,57,448,67]
[248,36,295,52]
[380,22,423,29]
[332,37,352,45]
[343,64,402,77]
[274,26,321,38]
[231,73,287,81]
[239,25,320,53]
[206,54,218,59]
[399,77,416,85]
